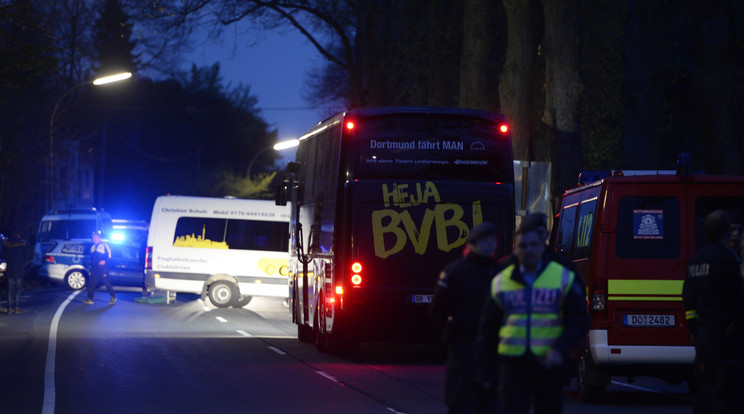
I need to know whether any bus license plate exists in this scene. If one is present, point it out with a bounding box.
[411,294,433,304]
[623,314,675,327]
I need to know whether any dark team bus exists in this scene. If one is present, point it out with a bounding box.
[276,107,515,353]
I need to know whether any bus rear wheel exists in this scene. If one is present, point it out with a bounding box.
[295,288,313,342]
[314,300,327,353]
[208,281,238,308]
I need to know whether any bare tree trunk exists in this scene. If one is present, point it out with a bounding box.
[460,0,492,109]
[693,0,743,174]
[500,0,540,160]
[542,0,583,197]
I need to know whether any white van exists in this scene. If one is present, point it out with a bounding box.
[33,209,113,267]
[144,196,290,307]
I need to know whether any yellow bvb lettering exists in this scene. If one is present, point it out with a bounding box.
[422,182,441,203]
[371,209,407,258]
[371,203,474,258]
[381,182,441,207]
[400,209,435,255]
[435,204,469,252]
[372,181,474,258]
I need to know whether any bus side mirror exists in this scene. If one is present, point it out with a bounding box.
[275,183,288,206]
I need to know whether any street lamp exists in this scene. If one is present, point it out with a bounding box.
[48,72,132,210]
[246,138,300,178]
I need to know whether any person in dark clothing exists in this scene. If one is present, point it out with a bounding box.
[683,210,744,414]
[83,232,116,305]
[475,220,589,414]
[430,222,500,414]
[2,231,29,314]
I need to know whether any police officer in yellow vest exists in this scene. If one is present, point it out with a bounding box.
[476,220,588,414]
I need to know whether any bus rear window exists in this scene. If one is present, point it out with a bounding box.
[352,116,511,181]
[616,196,680,259]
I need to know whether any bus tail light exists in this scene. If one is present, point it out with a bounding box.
[345,121,355,131]
[145,246,153,270]
[499,124,509,134]
[351,261,363,286]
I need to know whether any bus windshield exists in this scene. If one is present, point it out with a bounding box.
[352,115,511,181]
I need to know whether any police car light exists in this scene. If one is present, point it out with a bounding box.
[111,232,126,242]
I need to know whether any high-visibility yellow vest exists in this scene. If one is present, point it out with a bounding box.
[491,261,575,357]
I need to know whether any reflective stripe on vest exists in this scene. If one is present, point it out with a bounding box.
[491,261,574,357]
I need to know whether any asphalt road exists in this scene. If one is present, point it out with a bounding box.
[0,286,693,414]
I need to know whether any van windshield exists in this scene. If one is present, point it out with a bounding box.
[38,220,97,241]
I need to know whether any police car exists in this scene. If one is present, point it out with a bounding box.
[39,239,144,290]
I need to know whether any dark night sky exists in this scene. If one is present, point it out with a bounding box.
[183,26,323,164]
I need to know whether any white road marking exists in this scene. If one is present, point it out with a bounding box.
[236,330,252,337]
[268,346,286,355]
[386,408,408,414]
[42,290,82,414]
[215,316,228,323]
[315,370,338,383]
[611,380,662,393]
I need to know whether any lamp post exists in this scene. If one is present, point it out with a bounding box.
[48,72,132,210]
[246,138,300,178]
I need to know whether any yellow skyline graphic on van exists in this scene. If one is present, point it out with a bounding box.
[173,226,229,249]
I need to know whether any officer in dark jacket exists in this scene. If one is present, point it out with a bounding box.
[430,222,500,414]
[2,231,29,314]
[475,219,588,414]
[683,210,744,414]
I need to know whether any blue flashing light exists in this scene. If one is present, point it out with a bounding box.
[578,170,612,185]
[110,232,126,242]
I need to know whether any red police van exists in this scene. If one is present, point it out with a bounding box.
[550,161,744,402]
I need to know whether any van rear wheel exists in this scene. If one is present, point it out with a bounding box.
[208,281,238,307]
